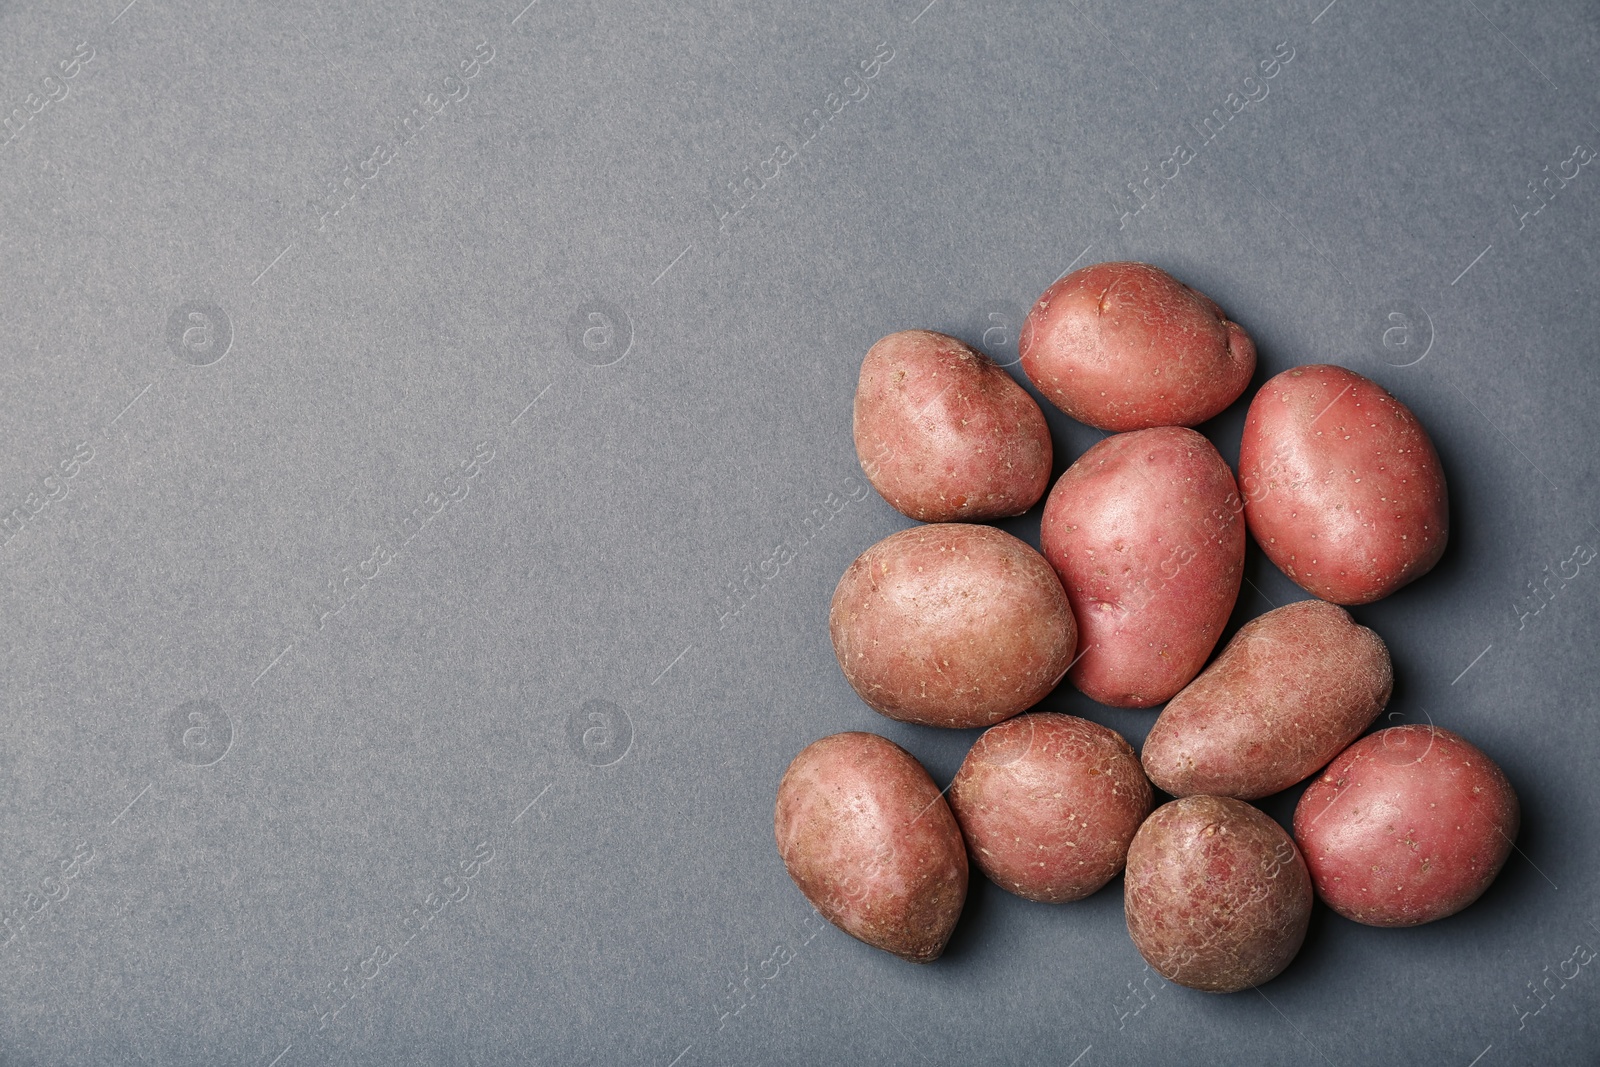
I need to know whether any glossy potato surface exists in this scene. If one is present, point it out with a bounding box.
[775,733,968,962]
[1240,364,1449,604]
[854,330,1052,522]
[1019,261,1255,431]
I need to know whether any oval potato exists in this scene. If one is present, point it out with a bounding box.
[1125,795,1312,993]
[830,524,1078,728]
[1293,725,1518,927]
[854,329,1052,522]
[1239,364,1449,605]
[1019,261,1256,431]
[948,713,1153,903]
[1039,426,1244,708]
[1142,599,1392,799]
[775,732,968,962]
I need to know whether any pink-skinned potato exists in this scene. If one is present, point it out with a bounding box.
[854,329,1052,522]
[1039,426,1244,708]
[1019,261,1256,431]
[774,732,968,963]
[1143,599,1392,799]
[830,524,1078,728]
[1293,725,1518,927]
[948,713,1153,903]
[1240,364,1449,605]
[1125,795,1312,993]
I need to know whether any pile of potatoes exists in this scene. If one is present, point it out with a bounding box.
[774,261,1519,992]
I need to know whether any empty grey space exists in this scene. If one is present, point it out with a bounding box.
[0,0,1595,1062]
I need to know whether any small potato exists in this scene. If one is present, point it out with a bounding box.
[1143,600,1392,799]
[1293,725,1519,927]
[774,732,968,963]
[853,329,1052,522]
[1019,261,1255,431]
[1125,796,1312,993]
[1039,426,1244,708]
[948,713,1153,902]
[830,524,1078,728]
[1240,364,1449,605]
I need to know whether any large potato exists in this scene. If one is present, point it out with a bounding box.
[948,713,1152,902]
[1293,725,1519,927]
[1142,600,1392,799]
[774,732,968,962]
[1019,261,1255,431]
[853,329,1052,522]
[830,524,1078,728]
[1039,426,1244,708]
[1125,796,1312,993]
[1240,364,1449,605]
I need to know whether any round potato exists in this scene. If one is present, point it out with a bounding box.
[1019,261,1255,431]
[774,732,968,963]
[1039,426,1244,708]
[853,329,1052,522]
[1240,364,1449,605]
[830,524,1078,728]
[1125,796,1312,993]
[948,713,1153,903]
[1143,600,1392,799]
[1293,725,1519,927]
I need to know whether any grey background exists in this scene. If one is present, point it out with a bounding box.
[0,0,1596,1063]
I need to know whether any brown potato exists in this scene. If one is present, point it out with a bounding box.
[1125,796,1312,992]
[1142,600,1392,799]
[774,732,968,962]
[853,329,1052,522]
[1039,426,1244,708]
[948,713,1152,902]
[830,524,1078,728]
[1293,725,1519,927]
[1240,364,1449,605]
[1019,261,1255,431]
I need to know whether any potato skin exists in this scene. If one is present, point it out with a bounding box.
[774,732,968,963]
[853,330,1052,522]
[1019,261,1255,431]
[948,714,1153,903]
[1039,426,1244,708]
[1143,600,1392,799]
[1293,725,1519,927]
[1240,364,1449,605]
[829,524,1078,728]
[1125,796,1312,993]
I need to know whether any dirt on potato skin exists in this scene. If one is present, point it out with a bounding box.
[1124,795,1312,993]
[775,732,968,963]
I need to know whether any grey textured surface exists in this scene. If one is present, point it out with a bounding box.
[1,0,1597,1063]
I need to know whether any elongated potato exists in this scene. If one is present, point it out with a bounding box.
[1293,725,1518,927]
[1125,796,1312,992]
[853,330,1052,522]
[775,732,968,962]
[1019,261,1256,431]
[1142,600,1392,799]
[1240,364,1449,604]
[948,713,1153,902]
[830,524,1078,728]
[1039,426,1244,708]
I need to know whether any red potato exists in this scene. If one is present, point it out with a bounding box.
[948,713,1153,903]
[1142,600,1393,799]
[1240,364,1449,605]
[829,524,1078,728]
[774,732,968,962]
[1019,261,1256,431]
[1039,426,1244,708]
[853,330,1052,522]
[1293,725,1519,927]
[1124,796,1312,992]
